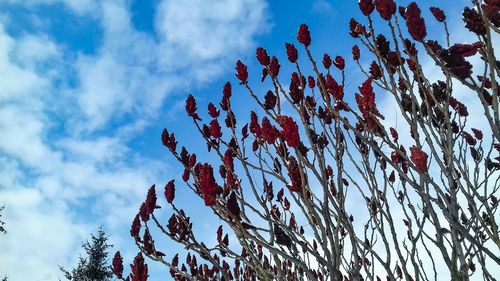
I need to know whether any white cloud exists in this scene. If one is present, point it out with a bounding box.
[0,0,269,280]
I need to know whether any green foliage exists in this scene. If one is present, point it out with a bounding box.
[60,226,113,281]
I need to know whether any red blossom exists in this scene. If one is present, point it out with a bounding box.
[164,180,175,204]
[227,192,241,221]
[209,119,222,139]
[352,45,360,60]
[471,128,483,140]
[264,90,277,110]
[185,95,198,119]
[112,251,124,279]
[256,47,270,66]
[220,82,231,111]
[405,2,427,41]
[197,163,219,206]
[261,117,280,144]
[268,56,281,78]
[390,127,399,142]
[374,0,396,20]
[322,53,332,69]
[208,103,219,118]
[359,0,375,16]
[287,156,302,192]
[278,116,300,147]
[130,214,141,239]
[463,7,486,36]
[161,128,177,152]
[130,252,148,281]
[334,56,345,70]
[307,76,315,88]
[410,146,428,173]
[285,43,298,63]
[369,61,382,79]
[349,18,366,38]
[430,7,446,22]
[145,185,157,217]
[249,111,261,136]
[297,24,311,46]
[235,60,248,83]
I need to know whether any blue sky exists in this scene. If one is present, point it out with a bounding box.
[0,0,479,280]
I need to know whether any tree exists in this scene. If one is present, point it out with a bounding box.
[113,0,499,280]
[0,205,5,235]
[60,226,113,281]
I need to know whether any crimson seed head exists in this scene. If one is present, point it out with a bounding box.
[471,128,483,140]
[285,43,298,63]
[268,56,281,77]
[322,53,332,69]
[256,47,270,66]
[352,45,360,60]
[235,60,248,83]
[359,0,375,16]
[374,0,396,20]
[209,119,222,139]
[410,146,428,173]
[185,94,198,118]
[430,7,446,22]
[278,116,300,147]
[220,82,231,111]
[463,7,486,35]
[130,214,141,238]
[164,180,175,204]
[334,56,345,70]
[297,24,311,46]
[405,2,427,41]
[112,251,123,279]
[131,252,148,281]
[264,90,277,110]
[307,76,315,88]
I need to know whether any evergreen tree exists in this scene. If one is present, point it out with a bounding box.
[60,226,113,281]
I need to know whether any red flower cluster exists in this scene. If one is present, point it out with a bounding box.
[249,111,261,136]
[322,53,332,69]
[261,117,280,144]
[297,24,311,46]
[185,95,199,119]
[256,47,270,66]
[287,156,302,192]
[112,251,123,279]
[196,163,219,206]
[164,180,175,204]
[390,127,399,142]
[325,74,343,100]
[269,56,280,77]
[374,0,396,20]
[359,0,375,16]
[430,7,446,22]
[463,7,486,35]
[209,119,222,139]
[220,82,231,111]
[278,116,300,147]
[235,60,248,83]
[356,78,385,135]
[207,103,219,118]
[349,18,367,38]
[264,90,277,110]
[410,146,428,173]
[482,0,500,28]
[285,43,298,63]
[161,128,177,152]
[140,185,157,222]
[130,214,141,239]
[334,56,345,70]
[405,2,427,41]
[352,45,360,60]
[227,192,241,221]
[130,252,148,281]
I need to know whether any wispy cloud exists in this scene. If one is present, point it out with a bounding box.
[0,0,269,280]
